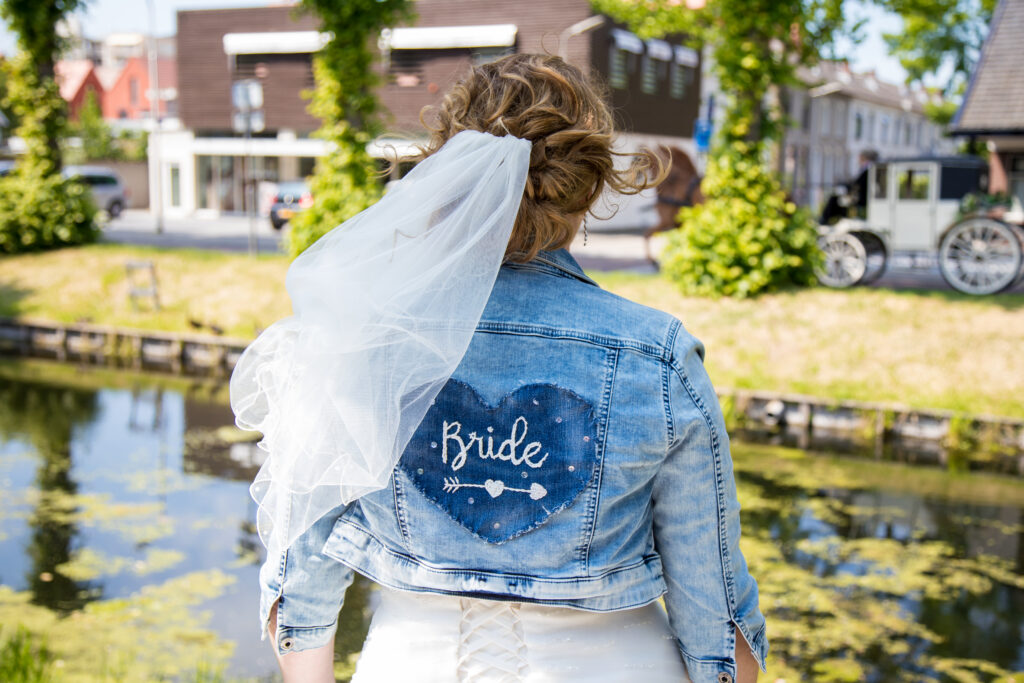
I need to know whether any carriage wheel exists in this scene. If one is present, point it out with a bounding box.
[854,232,888,285]
[938,218,1022,295]
[816,232,867,288]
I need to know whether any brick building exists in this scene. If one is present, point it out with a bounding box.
[55,59,106,120]
[150,2,702,225]
[103,56,178,121]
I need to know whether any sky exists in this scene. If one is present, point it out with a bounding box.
[0,0,912,86]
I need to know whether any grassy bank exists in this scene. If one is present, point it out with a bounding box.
[2,243,1023,418]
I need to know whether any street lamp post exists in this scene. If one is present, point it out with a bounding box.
[146,0,163,234]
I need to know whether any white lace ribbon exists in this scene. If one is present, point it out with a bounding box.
[229,130,532,557]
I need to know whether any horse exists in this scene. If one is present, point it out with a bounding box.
[644,146,704,263]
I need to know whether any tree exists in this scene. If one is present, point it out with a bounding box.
[68,89,120,162]
[285,0,413,258]
[0,0,98,253]
[0,0,90,174]
[595,0,849,296]
[876,0,997,99]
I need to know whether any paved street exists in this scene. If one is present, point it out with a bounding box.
[100,210,285,254]
[102,210,1024,294]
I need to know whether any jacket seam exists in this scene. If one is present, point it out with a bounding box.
[475,322,667,359]
[506,257,600,287]
[663,320,682,446]
[329,518,661,582]
[391,472,412,548]
[581,346,618,572]
[669,361,738,624]
[337,564,664,614]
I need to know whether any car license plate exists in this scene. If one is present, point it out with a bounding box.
[279,209,295,219]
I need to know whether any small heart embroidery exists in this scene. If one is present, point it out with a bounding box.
[529,483,547,500]
[484,479,505,498]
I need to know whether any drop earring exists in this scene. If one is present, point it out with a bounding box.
[583,215,589,246]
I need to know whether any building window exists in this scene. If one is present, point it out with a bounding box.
[880,116,889,145]
[821,100,831,136]
[854,112,863,140]
[472,47,512,65]
[129,77,138,105]
[390,49,424,87]
[669,45,697,100]
[867,112,875,143]
[169,164,181,208]
[801,94,812,131]
[641,39,672,95]
[609,29,643,90]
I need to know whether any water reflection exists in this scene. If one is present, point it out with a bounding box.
[0,360,1022,682]
[734,447,1024,681]
[0,380,99,613]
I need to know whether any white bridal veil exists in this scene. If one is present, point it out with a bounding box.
[229,130,532,557]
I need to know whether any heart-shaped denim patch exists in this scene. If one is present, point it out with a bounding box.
[399,380,599,543]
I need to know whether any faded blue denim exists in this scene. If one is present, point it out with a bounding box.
[259,249,768,682]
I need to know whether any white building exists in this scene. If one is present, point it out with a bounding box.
[778,61,953,210]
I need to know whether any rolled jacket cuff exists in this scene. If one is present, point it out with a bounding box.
[268,622,339,656]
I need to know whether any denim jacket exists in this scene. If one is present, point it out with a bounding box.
[259,249,768,682]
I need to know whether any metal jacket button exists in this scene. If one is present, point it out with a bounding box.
[280,637,294,651]
[717,673,733,683]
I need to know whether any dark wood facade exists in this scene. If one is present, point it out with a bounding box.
[176,6,319,134]
[176,1,701,141]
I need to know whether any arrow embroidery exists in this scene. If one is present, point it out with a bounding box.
[442,477,547,501]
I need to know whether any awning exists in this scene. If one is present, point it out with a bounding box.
[646,39,673,62]
[383,25,518,50]
[611,29,644,55]
[674,45,699,67]
[223,31,331,55]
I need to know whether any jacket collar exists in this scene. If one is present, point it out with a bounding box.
[507,249,599,287]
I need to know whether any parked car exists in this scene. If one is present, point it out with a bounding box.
[0,160,14,177]
[62,165,130,218]
[269,180,312,230]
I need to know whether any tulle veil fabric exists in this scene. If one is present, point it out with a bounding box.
[229,130,532,557]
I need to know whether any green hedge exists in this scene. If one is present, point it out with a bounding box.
[0,171,99,254]
[661,144,821,298]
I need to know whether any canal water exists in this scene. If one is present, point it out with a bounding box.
[0,358,1022,682]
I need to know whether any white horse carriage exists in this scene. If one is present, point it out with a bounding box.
[817,156,1024,295]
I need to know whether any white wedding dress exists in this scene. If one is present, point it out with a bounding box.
[351,588,690,682]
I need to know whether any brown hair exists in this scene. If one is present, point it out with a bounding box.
[418,53,667,262]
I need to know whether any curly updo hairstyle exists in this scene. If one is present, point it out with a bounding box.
[418,53,666,263]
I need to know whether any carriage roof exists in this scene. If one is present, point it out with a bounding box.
[874,155,987,169]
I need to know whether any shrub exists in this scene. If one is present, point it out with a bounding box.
[0,627,52,683]
[660,143,822,298]
[0,171,99,254]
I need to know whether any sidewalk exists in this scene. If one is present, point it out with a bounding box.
[101,210,1024,292]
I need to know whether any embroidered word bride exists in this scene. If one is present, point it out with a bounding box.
[439,416,548,501]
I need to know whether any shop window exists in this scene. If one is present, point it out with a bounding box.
[169,164,180,208]
[390,49,425,87]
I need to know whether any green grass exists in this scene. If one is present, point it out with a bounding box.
[2,244,1023,418]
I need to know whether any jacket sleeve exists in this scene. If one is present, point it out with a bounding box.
[651,324,768,682]
[258,502,355,656]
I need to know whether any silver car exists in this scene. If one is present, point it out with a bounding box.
[63,165,130,218]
